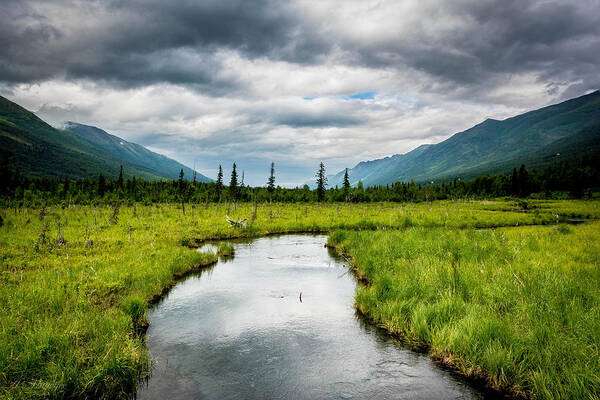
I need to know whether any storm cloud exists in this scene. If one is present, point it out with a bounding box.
[1,0,599,185]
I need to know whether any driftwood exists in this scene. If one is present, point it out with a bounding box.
[225,215,247,228]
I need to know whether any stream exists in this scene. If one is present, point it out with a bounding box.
[137,235,491,399]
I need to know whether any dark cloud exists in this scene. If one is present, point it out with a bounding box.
[3,0,600,185]
[1,0,599,96]
[0,0,328,89]
[353,1,599,98]
[266,110,363,128]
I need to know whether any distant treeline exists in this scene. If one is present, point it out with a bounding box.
[1,154,598,207]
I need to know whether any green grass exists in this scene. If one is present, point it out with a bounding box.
[327,223,600,399]
[217,242,235,257]
[0,199,599,399]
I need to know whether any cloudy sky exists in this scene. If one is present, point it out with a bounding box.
[2,0,599,185]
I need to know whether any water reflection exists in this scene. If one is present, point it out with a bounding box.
[138,235,490,400]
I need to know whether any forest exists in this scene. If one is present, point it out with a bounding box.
[1,152,599,207]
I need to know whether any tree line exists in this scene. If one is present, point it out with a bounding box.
[1,154,598,207]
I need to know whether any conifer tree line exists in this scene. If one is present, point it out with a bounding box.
[1,153,598,207]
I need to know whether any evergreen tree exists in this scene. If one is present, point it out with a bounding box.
[511,168,519,196]
[178,169,186,214]
[178,169,185,194]
[117,165,124,188]
[229,162,238,200]
[0,154,9,195]
[216,165,223,201]
[267,162,275,194]
[98,173,106,197]
[343,168,350,190]
[518,164,530,197]
[131,176,137,196]
[61,177,70,199]
[315,162,327,202]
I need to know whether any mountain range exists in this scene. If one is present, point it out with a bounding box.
[0,96,211,182]
[2,91,599,187]
[324,90,600,187]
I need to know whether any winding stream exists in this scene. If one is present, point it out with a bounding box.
[137,235,489,399]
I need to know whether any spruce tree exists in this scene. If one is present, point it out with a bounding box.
[229,162,238,200]
[61,177,70,199]
[0,154,9,195]
[315,162,327,202]
[511,168,519,196]
[343,168,350,190]
[267,162,275,195]
[518,164,529,197]
[216,165,223,201]
[178,169,185,194]
[98,173,106,197]
[178,169,186,214]
[117,165,124,188]
[131,176,136,196]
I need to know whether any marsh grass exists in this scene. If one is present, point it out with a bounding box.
[328,222,600,399]
[217,242,235,257]
[0,199,598,399]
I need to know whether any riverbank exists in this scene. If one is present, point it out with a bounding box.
[327,222,600,399]
[138,234,490,400]
[0,200,598,399]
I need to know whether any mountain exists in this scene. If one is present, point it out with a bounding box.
[326,144,433,187]
[63,122,211,182]
[326,90,600,187]
[0,96,211,181]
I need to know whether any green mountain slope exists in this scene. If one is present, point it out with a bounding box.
[63,122,211,182]
[330,90,600,187]
[0,96,211,181]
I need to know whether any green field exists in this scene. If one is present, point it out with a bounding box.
[1,200,599,399]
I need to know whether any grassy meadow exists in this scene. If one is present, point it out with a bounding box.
[0,199,599,399]
[328,223,600,399]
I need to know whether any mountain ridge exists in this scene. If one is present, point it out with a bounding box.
[63,121,211,182]
[324,90,600,187]
[0,95,212,181]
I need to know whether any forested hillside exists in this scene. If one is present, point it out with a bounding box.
[0,96,211,181]
[327,90,600,187]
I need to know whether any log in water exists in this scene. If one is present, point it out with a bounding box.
[137,235,488,399]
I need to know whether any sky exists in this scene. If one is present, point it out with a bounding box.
[1,0,599,186]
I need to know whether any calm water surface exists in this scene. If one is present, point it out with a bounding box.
[137,235,488,399]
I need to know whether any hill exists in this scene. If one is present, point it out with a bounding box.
[326,90,600,187]
[0,96,211,181]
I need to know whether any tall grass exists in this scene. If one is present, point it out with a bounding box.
[328,222,600,399]
[0,199,598,398]
[0,205,217,399]
[217,242,235,257]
